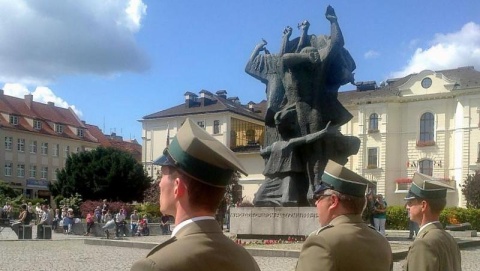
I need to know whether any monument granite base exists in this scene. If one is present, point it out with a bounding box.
[230,207,318,238]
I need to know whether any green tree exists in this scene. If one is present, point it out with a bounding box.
[143,180,160,204]
[461,171,480,208]
[49,147,152,202]
[0,180,20,200]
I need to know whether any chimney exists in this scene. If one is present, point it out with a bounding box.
[247,101,255,112]
[0,89,4,96]
[227,96,240,104]
[24,94,33,108]
[216,90,227,99]
[199,89,214,106]
[355,81,377,92]
[184,91,198,108]
[48,101,55,106]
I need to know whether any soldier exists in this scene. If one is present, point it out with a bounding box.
[403,172,461,271]
[131,119,260,271]
[295,160,392,271]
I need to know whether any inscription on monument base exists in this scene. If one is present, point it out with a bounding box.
[230,207,318,236]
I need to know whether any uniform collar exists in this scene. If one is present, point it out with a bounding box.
[171,216,216,237]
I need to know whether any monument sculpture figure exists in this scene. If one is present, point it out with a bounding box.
[246,5,360,207]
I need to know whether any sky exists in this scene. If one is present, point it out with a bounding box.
[1,0,479,141]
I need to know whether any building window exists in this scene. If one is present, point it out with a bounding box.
[5,162,12,176]
[368,113,379,133]
[55,123,64,134]
[33,120,42,130]
[419,112,434,143]
[77,128,84,137]
[9,115,19,125]
[5,136,13,151]
[29,140,37,154]
[64,146,70,157]
[52,168,57,180]
[29,165,37,178]
[197,121,205,129]
[246,130,256,145]
[53,144,59,157]
[419,159,433,176]
[230,118,264,150]
[41,142,48,155]
[17,164,25,177]
[17,138,25,152]
[41,167,48,179]
[396,182,412,192]
[367,148,378,169]
[213,120,220,134]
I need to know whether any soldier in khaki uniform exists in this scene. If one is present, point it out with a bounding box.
[295,160,392,271]
[131,119,260,271]
[403,172,461,271]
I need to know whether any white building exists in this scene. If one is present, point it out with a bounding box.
[339,66,480,207]
[139,90,266,202]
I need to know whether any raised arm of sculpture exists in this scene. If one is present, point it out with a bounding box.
[279,26,292,56]
[282,46,320,67]
[245,39,269,82]
[295,20,310,53]
[319,5,344,61]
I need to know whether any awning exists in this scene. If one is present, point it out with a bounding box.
[395,178,412,184]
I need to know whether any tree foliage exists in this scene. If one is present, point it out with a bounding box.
[143,180,160,204]
[461,171,480,208]
[49,147,152,202]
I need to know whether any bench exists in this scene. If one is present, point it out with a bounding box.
[0,218,11,233]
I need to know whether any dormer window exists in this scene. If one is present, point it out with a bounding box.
[55,123,64,134]
[34,120,42,130]
[77,128,85,137]
[9,115,19,125]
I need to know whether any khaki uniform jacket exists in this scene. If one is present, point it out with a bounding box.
[404,222,461,271]
[295,214,392,271]
[130,219,260,271]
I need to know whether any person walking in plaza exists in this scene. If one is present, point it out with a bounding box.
[373,193,387,236]
[295,160,392,271]
[94,206,102,223]
[131,118,260,271]
[84,211,95,236]
[403,172,461,271]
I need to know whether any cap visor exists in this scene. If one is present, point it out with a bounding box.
[153,154,175,166]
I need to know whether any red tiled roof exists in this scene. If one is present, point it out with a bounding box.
[0,92,96,142]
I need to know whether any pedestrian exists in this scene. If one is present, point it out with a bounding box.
[295,160,392,271]
[130,210,139,235]
[84,211,95,236]
[94,206,102,223]
[131,118,260,271]
[373,194,387,236]
[160,214,170,235]
[406,207,419,239]
[403,172,461,270]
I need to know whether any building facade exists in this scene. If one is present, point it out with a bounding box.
[339,66,480,207]
[0,91,100,202]
[140,90,266,202]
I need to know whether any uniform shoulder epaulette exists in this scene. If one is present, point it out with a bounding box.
[315,224,334,235]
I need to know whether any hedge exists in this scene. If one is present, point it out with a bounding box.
[385,206,480,231]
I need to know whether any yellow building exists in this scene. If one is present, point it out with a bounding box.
[0,91,100,202]
[339,66,480,207]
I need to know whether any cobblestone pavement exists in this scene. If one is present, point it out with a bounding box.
[1,227,479,271]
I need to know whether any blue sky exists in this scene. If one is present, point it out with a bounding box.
[1,0,479,141]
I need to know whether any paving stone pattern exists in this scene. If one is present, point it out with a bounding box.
[1,227,479,271]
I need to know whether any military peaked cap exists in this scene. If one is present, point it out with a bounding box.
[404,172,453,200]
[154,118,247,187]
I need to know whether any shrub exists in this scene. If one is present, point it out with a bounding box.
[136,202,161,218]
[79,200,132,218]
[386,206,409,230]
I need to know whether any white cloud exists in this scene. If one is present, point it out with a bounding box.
[364,50,380,59]
[392,22,480,78]
[0,0,150,85]
[2,83,82,117]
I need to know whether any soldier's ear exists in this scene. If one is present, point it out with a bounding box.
[174,178,187,199]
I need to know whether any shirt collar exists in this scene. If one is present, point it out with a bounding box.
[171,216,215,237]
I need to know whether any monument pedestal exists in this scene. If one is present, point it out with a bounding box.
[230,207,318,238]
